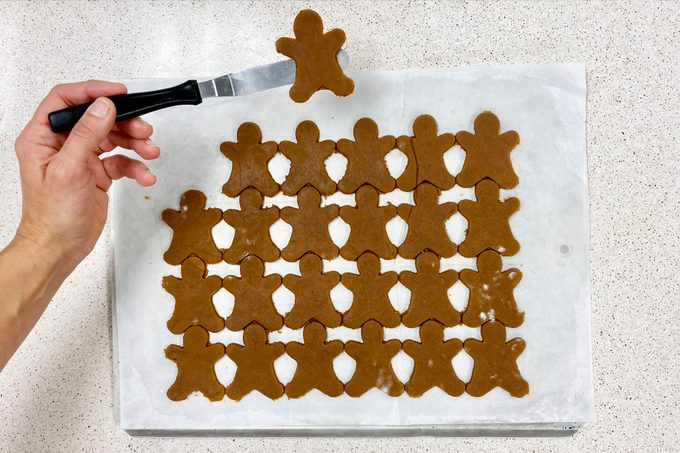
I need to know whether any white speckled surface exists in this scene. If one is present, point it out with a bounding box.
[0,0,678,451]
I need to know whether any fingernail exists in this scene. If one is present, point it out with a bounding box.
[89,98,110,118]
[145,139,158,147]
[140,118,153,131]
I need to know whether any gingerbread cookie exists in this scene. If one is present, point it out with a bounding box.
[161,190,222,265]
[397,182,458,259]
[399,252,460,327]
[280,186,339,261]
[456,111,520,189]
[222,255,283,331]
[165,326,225,401]
[336,118,396,194]
[276,9,354,103]
[285,322,344,398]
[339,185,397,260]
[344,320,404,397]
[458,179,520,257]
[283,254,342,329]
[402,320,464,397]
[279,121,336,195]
[459,250,524,327]
[220,122,279,197]
[162,256,224,334]
[341,252,400,328]
[222,188,280,264]
[225,323,285,400]
[463,321,529,397]
[396,114,455,191]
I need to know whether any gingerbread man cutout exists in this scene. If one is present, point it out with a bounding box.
[345,320,404,397]
[222,188,280,264]
[464,321,529,397]
[456,111,520,189]
[283,254,342,329]
[220,122,279,197]
[279,121,337,196]
[276,9,354,103]
[222,255,283,331]
[402,320,465,397]
[225,323,285,401]
[285,322,344,398]
[341,252,400,329]
[280,186,339,261]
[336,118,396,194]
[162,256,224,334]
[399,252,460,327]
[458,179,520,257]
[459,250,524,328]
[396,114,456,191]
[339,185,397,260]
[161,190,222,265]
[165,326,225,401]
[397,182,458,259]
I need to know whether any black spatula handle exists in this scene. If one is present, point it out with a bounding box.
[48,80,202,133]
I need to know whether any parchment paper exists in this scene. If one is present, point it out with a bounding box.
[112,63,594,432]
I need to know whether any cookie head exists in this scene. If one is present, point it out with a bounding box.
[481,320,506,342]
[236,122,262,144]
[303,321,326,343]
[300,253,323,274]
[413,114,437,138]
[361,319,384,343]
[241,255,265,275]
[354,118,379,141]
[420,320,444,343]
[240,187,264,208]
[357,252,380,274]
[293,9,323,39]
[297,185,322,207]
[414,182,439,204]
[181,256,207,279]
[184,325,209,347]
[478,250,502,273]
[296,120,320,142]
[415,251,439,273]
[243,323,268,345]
[475,111,501,137]
[475,179,500,202]
[355,184,379,206]
[181,190,207,211]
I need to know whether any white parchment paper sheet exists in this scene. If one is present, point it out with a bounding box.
[112,63,593,431]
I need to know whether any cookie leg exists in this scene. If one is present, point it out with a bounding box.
[466,376,495,397]
[201,381,226,401]
[440,377,465,396]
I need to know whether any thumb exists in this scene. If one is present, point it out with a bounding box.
[61,97,116,161]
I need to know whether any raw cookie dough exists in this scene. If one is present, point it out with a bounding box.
[225,323,285,401]
[397,182,458,259]
[223,188,280,264]
[280,186,339,261]
[222,255,283,331]
[336,118,396,194]
[458,179,520,257]
[463,321,529,397]
[341,252,400,329]
[220,122,279,197]
[161,190,222,265]
[279,120,337,195]
[285,322,344,398]
[399,252,460,327]
[283,254,342,329]
[276,9,354,103]
[339,185,397,260]
[165,326,225,401]
[396,114,456,191]
[402,320,465,397]
[344,320,404,397]
[162,256,224,334]
[455,111,520,189]
[459,250,524,327]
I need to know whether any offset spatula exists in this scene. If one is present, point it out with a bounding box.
[48,50,350,133]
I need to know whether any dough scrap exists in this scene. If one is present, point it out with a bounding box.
[165,326,225,401]
[276,9,354,103]
[161,190,222,265]
[162,256,224,334]
[220,122,279,197]
[463,321,529,397]
[458,179,520,257]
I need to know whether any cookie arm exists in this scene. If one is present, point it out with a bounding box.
[275,37,298,58]
[507,337,526,357]
[324,28,347,52]
[455,131,475,150]
[161,209,179,227]
[499,130,520,149]
[504,197,520,214]
[165,344,182,361]
[263,141,278,159]
[219,142,237,160]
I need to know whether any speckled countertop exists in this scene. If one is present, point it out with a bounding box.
[0,1,678,451]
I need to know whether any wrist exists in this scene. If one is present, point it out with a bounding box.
[13,222,82,276]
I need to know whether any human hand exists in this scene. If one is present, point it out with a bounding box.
[13,80,160,270]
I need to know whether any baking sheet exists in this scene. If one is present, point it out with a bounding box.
[112,63,594,433]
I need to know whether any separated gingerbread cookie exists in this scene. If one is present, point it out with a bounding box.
[165,326,225,401]
[459,250,524,327]
[458,179,520,257]
[456,111,520,189]
[162,256,224,334]
[396,114,455,191]
[220,122,279,197]
[276,9,354,102]
[161,190,222,265]
[223,188,280,264]
[285,322,344,398]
